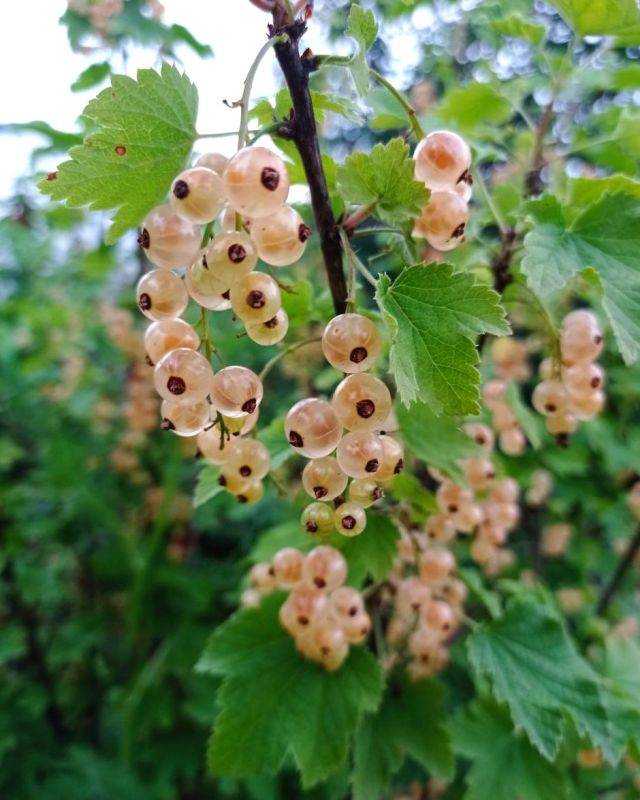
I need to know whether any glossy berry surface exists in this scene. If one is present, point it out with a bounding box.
[136,269,188,321]
[209,366,263,418]
[332,373,392,432]
[413,190,469,251]
[204,231,257,286]
[229,272,281,324]
[334,501,367,536]
[302,456,348,501]
[160,399,210,437]
[336,431,385,479]
[153,347,214,405]
[246,309,289,346]
[413,130,471,191]
[185,256,232,311]
[224,437,270,481]
[285,398,342,459]
[144,318,200,365]
[251,205,311,266]
[223,146,290,218]
[170,166,226,224]
[321,313,382,373]
[139,204,201,270]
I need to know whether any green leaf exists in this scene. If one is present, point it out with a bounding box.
[198,595,384,787]
[367,87,409,131]
[352,677,453,800]
[491,17,545,45]
[376,263,509,414]
[467,595,613,762]
[40,63,198,243]
[331,512,400,587]
[0,626,26,666]
[438,83,512,133]
[248,520,309,564]
[600,637,640,756]
[504,381,542,449]
[337,138,429,226]
[568,176,640,207]
[280,278,314,327]
[345,4,378,96]
[193,465,224,508]
[547,0,640,37]
[390,472,437,520]
[71,61,111,92]
[451,700,569,800]
[521,192,640,364]
[396,401,480,481]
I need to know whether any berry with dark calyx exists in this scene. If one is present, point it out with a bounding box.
[251,205,310,267]
[136,269,188,321]
[302,456,348,502]
[153,348,214,405]
[223,146,290,218]
[139,204,201,269]
[246,309,289,346]
[230,272,281,323]
[332,373,392,432]
[300,502,335,536]
[334,501,367,537]
[209,366,263,418]
[285,398,342,458]
[322,313,382,373]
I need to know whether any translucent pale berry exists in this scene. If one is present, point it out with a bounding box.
[249,562,276,593]
[469,536,496,565]
[562,309,600,332]
[285,398,342,459]
[493,406,518,433]
[482,379,506,409]
[560,324,603,365]
[436,577,467,608]
[223,410,259,437]
[230,271,281,323]
[223,146,290,218]
[396,577,431,615]
[301,502,335,536]
[538,357,556,381]
[454,502,483,533]
[489,477,520,504]
[235,480,264,505]
[340,611,371,644]
[461,456,495,491]
[332,373,392,432]
[532,380,569,416]
[541,523,572,557]
[218,464,252,495]
[251,205,311,266]
[302,456,348,501]
[499,426,526,456]
[413,190,469,251]
[139,204,201,269]
[272,547,304,589]
[209,365,263,418]
[160,399,209,436]
[564,362,605,396]
[328,586,364,622]
[144,318,200,365]
[280,585,328,634]
[348,478,383,508]
[421,599,456,638]
[246,309,289,346]
[136,269,188,321]
[375,435,404,482]
[336,431,385,479]
[568,390,605,421]
[425,513,456,543]
[195,151,228,175]
[202,231,257,286]
[436,481,473,516]
[334,501,367,537]
[546,411,578,439]
[462,422,494,452]
[303,546,347,591]
[170,167,226,224]
[224,437,270,482]
[321,313,382,373]
[408,625,440,658]
[197,427,233,464]
[185,255,232,311]
[153,347,214,405]
[418,548,456,583]
[491,337,530,381]
[301,622,348,669]
[413,130,471,191]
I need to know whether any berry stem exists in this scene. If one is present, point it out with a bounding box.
[597,526,640,616]
[474,167,507,235]
[342,202,376,233]
[258,335,321,381]
[340,229,378,289]
[369,69,425,140]
[271,21,348,314]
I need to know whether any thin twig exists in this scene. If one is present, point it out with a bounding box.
[258,336,321,381]
[597,527,640,615]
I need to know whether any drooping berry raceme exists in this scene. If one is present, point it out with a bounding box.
[138,204,201,269]
[413,130,471,192]
[153,347,214,404]
[250,205,312,266]
[332,373,392,432]
[136,269,188,321]
[285,398,342,458]
[245,309,289,346]
[209,366,263,417]
[144,318,200,365]
[321,313,382,373]
[413,190,469,251]
[160,399,210,437]
[203,231,257,286]
[302,456,348,501]
[223,146,290,218]
[185,255,232,311]
[481,377,527,456]
[229,271,281,323]
[170,166,226,224]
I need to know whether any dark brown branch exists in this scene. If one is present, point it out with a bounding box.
[270,19,347,314]
[525,101,553,197]
[597,526,640,615]
[491,225,517,293]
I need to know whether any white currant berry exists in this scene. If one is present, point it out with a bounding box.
[418,548,456,582]
[224,437,270,482]
[144,318,200,365]
[421,599,457,639]
[249,562,276,592]
[185,255,232,311]
[489,477,520,504]
[138,204,201,269]
[499,426,526,456]
[230,271,281,324]
[136,269,188,321]
[203,231,257,286]
[562,309,600,332]
[272,547,304,589]
[568,390,605,421]
[223,146,290,218]
[285,398,342,458]
[564,362,605,396]
[299,621,348,669]
[280,585,328,634]
[332,373,392,432]
[303,546,347,591]
[425,513,457,543]
[532,380,569,416]
[223,410,259,438]
[322,313,382,373]
[546,411,578,442]
[301,502,335,536]
[302,456,348,501]
[560,324,603,365]
[462,422,494,452]
[195,151,229,175]
[375,435,405,482]
[336,431,385,479]
[197,427,233,464]
[348,477,383,508]
[436,481,473,516]
[218,464,251,495]
[246,309,289,346]
[209,365,263,418]
[153,347,214,405]
[328,586,364,622]
[334,501,367,536]
[170,167,226,224]
[340,611,371,645]
[235,480,264,505]
[413,190,469,250]
[160,399,209,436]
[413,130,471,191]
[251,205,312,266]
[396,577,431,615]
[461,456,495,491]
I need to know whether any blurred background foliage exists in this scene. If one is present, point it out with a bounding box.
[1,0,640,797]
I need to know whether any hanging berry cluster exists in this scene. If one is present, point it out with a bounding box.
[534,310,605,444]
[243,546,371,671]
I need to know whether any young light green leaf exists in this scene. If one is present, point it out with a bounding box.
[600,637,640,757]
[352,677,453,800]
[337,138,429,226]
[396,401,480,481]
[39,63,198,243]
[569,175,640,207]
[547,0,640,37]
[467,595,614,762]
[71,61,111,93]
[198,595,384,787]
[193,464,224,508]
[504,382,542,449]
[376,263,510,414]
[451,700,569,800]
[491,17,546,45]
[345,4,378,96]
[438,83,512,133]
[521,192,640,364]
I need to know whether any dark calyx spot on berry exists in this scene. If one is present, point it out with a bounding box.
[448,503,458,513]
[173,179,190,199]
[457,168,472,186]
[237,494,248,504]
[138,228,150,249]
[218,475,227,487]
[138,292,152,311]
[313,577,326,589]
[261,166,280,191]
[394,458,404,474]
[591,377,601,387]
[313,486,328,499]
[365,459,379,473]
[239,465,252,477]
[247,290,265,309]
[356,398,375,418]
[265,316,278,329]
[443,623,450,631]
[373,486,383,500]
[242,398,257,414]
[545,403,556,413]
[298,615,309,626]
[228,243,247,263]
[160,418,174,431]
[268,566,275,576]
[420,654,430,664]
[594,334,603,344]
[452,222,466,239]
[349,606,357,616]
[341,515,356,530]
[556,433,570,448]
[167,376,186,395]
[145,355,154,367]
[202,254,209,270]
[46,171,57,181]
[475,435,486,445]
[305,521,318,533]
[298,223,312,242]
[222,290,230,300]
[350,346,367,364]
[320,646,330,656]
[289,431,303,447]
[114,145,126,156]
[487,469,495,479]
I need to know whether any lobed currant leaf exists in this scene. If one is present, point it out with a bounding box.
[345,4,378,96]
[39,63,198,244]
[547,0,640,38]
[376,263,510,415]
[330,512,400,587]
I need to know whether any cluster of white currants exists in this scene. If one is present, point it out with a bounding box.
[243,546,371,671]
[386,531,465,681]
[525,468,553,507]
[424,423,520,575]
[284,314,404,538]
[412,130,472,251]
[482,378,527,456]
[534,310,605,445]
